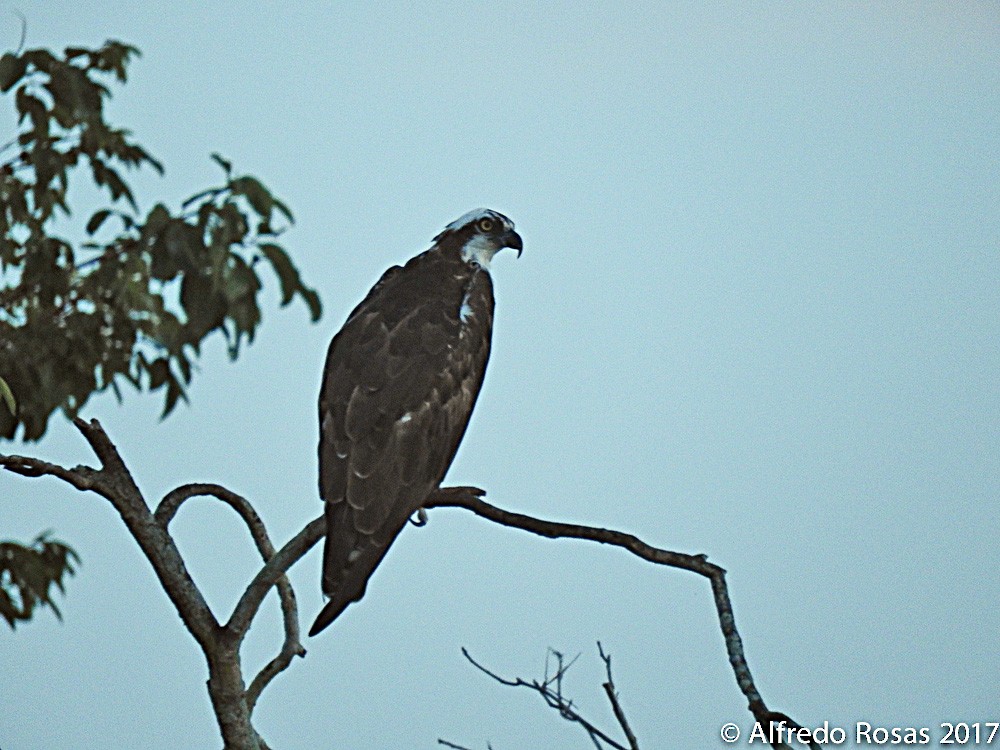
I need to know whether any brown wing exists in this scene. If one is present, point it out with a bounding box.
[310,256,493,635]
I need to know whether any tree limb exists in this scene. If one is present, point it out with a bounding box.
[1,419,254,749]
[0,452,101,491]
[153,482,308,713]
[2,429,816,749]
[227,516,324,636]
[424,488,818,750]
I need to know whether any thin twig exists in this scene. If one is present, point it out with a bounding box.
[462,647,629,750]
[11,9,27,54]
[598,643,639,750]
[235,513,324,713]
[245,633,306,715]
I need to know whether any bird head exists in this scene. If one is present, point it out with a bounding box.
[433,208,523,267]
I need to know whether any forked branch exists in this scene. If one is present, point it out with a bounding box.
[1,423,815,749]
[153,482,307,714]
[457,645,634,750]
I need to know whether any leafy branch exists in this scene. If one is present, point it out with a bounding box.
[0,532,78,628]
[0,40,321,442]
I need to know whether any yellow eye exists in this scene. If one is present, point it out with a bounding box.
[477,218,494,232]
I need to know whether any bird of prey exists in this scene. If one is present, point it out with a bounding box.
[309,209,522,636]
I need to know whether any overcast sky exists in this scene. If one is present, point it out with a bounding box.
[2,2,998,748]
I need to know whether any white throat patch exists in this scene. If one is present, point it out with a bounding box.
[460,234,500,268]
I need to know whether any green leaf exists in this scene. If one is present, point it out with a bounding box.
[86,41,141,83]
[64,47,90,61]
[229,175,273,219]
[272,196,294,224]
[180,272,227,341]
[228,297,261,340]
[259,243,298,305]
[96,162,135,210]
[0,40,321,441]
[85,209,112,235]
[15,88,47,132]
[22,48,59,75]
[0,589,18,628]
[223,254,261,304]
[259,243,321,319]
[143,203,171,237]
[210,152,232,176]
[0,52,26,92]
[161,375,187,418]
[135,145,164,175]
[302,287,323,322]
[0,534,78,628]
[0,376,16,414]
[175,352,192,384]
[146,357,170,390]
[47,65,103,121]
[182,186,222,210]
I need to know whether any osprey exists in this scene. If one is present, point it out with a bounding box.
[309,209,522,636]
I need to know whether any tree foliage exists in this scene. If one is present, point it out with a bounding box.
[0,40,321,441]
[0,532,78,629]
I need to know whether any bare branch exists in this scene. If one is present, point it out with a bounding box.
[152,482,309,711]
[0,452,100,491]
[71,417,131,474]
[2,420,220,641]
[424,488,714,574]
[3,420,261,748]
[597,644,639,750]
[227,515,325,637]
[463,647,630,750]
[155,482,262,530]
[438,741,496,750]
[5,420,816,750]
[246,631,307,715]
[427,489,817,750]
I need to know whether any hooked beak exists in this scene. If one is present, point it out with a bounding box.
[502,229,524,258]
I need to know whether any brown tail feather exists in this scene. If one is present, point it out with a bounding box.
[309,503,404,636]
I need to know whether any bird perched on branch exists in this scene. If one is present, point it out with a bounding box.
[310,209,522,636]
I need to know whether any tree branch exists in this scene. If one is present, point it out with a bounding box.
[156,482,257,528]
[1,419,257,749]
[0,452,101,491]
[227,516,324,635]
[461,646,630,750]
[425,488,818,750]
[153,482,308,713]
[597,643,639,750]
[2,420,220,643]
[3,425,817,750]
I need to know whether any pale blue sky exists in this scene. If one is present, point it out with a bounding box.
[2,2,998,748]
